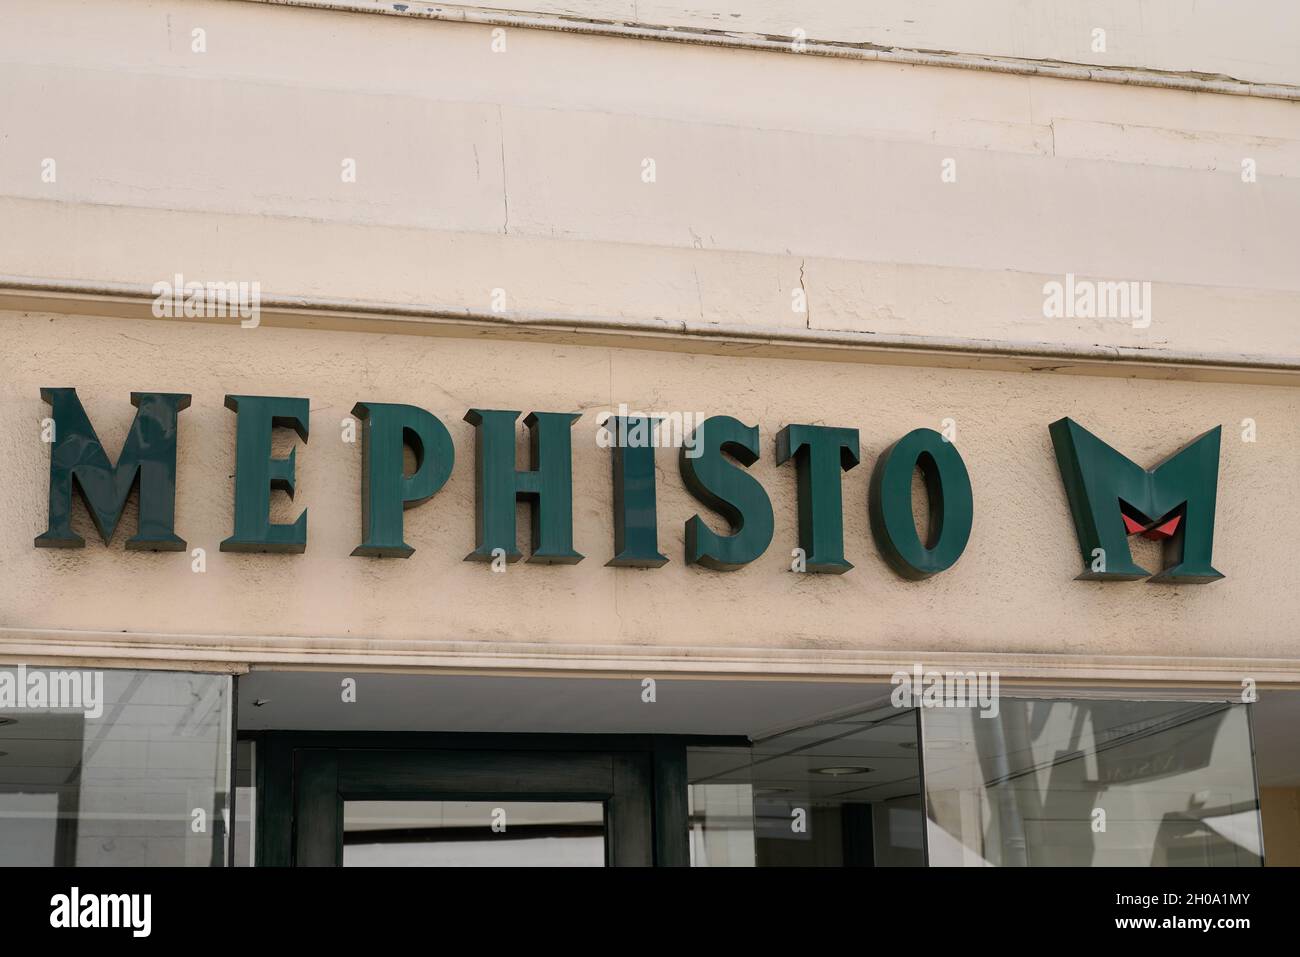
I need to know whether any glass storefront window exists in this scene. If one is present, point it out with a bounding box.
[687,747,756,867]
[233,739,256,867]
[0,667,232,866]
[688,703,926,866]
[922,698,1262,866]
[4,670,1263,868]
[749,704,925,866]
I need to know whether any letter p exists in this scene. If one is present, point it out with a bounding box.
[350,402,455,558]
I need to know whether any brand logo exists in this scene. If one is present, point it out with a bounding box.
[1049,417,1223,583]
[30,390,1223,584]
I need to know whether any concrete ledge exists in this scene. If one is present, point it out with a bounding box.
[4,276,1299,386]
[1,626,1296,688]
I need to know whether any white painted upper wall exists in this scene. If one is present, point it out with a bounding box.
[1,0,1299,674]
[289,0,1300,87]
[2,0,1299,359]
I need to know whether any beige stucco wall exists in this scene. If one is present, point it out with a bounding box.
[0,0,1297,681]
[1,312,1297,681]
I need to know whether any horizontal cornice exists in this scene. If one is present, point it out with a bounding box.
[2,626,1298,690]
[3,276,1298,386]
[243,0,1300,101]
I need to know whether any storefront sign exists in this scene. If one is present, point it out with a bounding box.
[1049,418,1223,584]
[32,389,1223,583]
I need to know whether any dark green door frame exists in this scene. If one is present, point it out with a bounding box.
[251,732,745,867]
[295,748,652,866]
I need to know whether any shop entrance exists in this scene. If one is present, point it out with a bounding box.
[237,674,1280,868]
[238,671,891,868]
[294,747,652,866]
[252,733,714,867]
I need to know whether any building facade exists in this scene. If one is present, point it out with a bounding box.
[1,0,1298,866]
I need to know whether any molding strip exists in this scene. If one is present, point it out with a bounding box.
[0,627,1296,688]
[4,277,1299,386]
[243,0,1300,101]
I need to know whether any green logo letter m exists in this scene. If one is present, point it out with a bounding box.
[1049,418,1223,584]
[36,388,191,550]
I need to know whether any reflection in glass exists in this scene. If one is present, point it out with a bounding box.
[233,739,256,866]
[343,801,605,866]
[750,704,925,866]
[687,703,926,866]
[687,748,755,866]
[0,668,232,866]
[923,698,1262,866]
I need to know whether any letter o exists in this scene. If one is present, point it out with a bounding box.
[868,428,973,580]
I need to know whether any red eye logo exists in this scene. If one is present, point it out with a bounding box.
[1121,511,1181,541]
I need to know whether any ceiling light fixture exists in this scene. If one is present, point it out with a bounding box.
[811,766,873,776]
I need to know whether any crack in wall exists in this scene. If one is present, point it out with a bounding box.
[799,259,810,330]
[497,104,510,234]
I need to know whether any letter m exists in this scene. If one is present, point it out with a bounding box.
[36,388,191,550]
[1049,417,1223,584]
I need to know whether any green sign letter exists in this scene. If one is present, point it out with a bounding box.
[1049,417,1223,583]
[776,424,860,573]
[36,387,190,550]
[681,415,774,570]
[607,415,668,567]
[463,409,583,564]
[869,428,973,580]
[220,394,309,554]
[351,402,455,558]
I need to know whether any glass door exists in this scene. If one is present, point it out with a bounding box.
[291,748,654,866]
